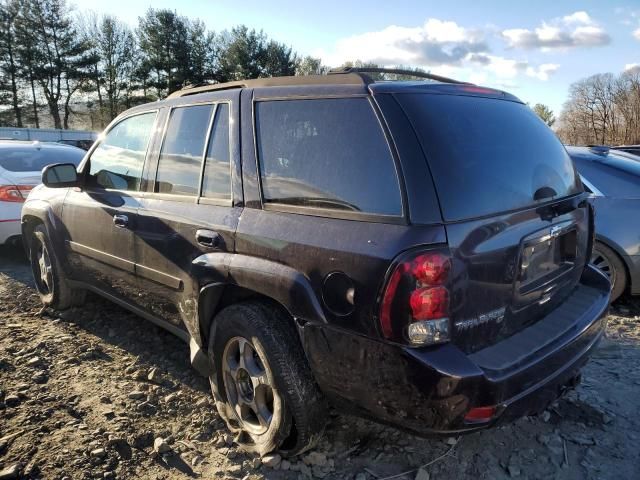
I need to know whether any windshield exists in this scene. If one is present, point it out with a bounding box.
[397,94,582,221]
[0,145,84,172]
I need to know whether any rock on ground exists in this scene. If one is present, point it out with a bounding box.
[1,245,640,480]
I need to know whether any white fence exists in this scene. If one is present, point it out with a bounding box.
[0,127,97,142]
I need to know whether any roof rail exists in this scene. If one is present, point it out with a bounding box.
[167,73,367,99]
[327,66,469,85]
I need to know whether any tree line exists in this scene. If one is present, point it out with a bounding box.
[5,0,636,146]
[556,68,640,146]
[0,0,325,129]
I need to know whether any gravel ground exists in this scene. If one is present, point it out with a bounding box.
[1,244,639,480]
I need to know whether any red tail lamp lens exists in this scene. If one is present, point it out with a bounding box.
[0,185,32,203]
[379,264,406,338]
[464,406,497,423]
[409,286,449,320]
[411,253,450,285]
[379,250,452,344]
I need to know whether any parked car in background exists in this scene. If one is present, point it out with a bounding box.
[567,145,640,301]
[22,69,610,456]
[57,139,95,151]
[612,144,640,156]
[0,141,85,246]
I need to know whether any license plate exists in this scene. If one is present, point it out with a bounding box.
[519,227,577,288]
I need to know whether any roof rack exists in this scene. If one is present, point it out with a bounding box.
[167,73,367,99]
[167,67,468,99]
[327,66,469,85]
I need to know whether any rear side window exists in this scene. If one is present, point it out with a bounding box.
[255,97,402,216]
[156,104,214,195]
[88,112,156,191]
[0,146,84,172]
[202,103,231,199]
[398,94,581,221]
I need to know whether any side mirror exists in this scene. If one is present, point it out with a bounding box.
[42,163,79,188]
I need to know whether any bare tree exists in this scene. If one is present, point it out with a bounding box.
[557,69,640,146]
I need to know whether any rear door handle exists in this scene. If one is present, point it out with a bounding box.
[113,214,129,228]
[196,229,224,249]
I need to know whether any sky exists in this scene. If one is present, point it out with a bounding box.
[71,0,640,115]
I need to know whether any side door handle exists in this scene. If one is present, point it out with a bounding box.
[113,214,129,228]
[196,229,224,249]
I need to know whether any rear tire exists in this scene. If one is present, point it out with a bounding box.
[591,241,627,302]
[208,301,327,456]
[29,224,85,310]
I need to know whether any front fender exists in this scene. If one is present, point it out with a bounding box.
[21,198,57,256]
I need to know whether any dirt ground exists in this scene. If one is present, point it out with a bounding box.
[1,244,639,480]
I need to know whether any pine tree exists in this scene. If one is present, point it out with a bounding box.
[0,0,23,127]
[19,0,95,129]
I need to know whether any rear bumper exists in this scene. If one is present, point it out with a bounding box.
[303,265,609,435]
[0,219,21,244]
[0,201,23,244]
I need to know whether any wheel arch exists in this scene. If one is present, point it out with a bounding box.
[191,252,327,373]
[21,213,46,260]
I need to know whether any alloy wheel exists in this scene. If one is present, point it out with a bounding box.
[35,240,53,294]
[591,250,616,286]
[222,336,276,435]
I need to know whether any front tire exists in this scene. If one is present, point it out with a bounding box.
[30,224,85,310]
[208,302,327,456]
[591,242,627,302]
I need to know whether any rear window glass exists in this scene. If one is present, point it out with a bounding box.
[255,97,402,216]
[202,103,231,199]
[0,146,84,172]
[156,104,214,195]
[398,94,581,221]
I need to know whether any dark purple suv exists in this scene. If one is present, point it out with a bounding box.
[22,68,610,456]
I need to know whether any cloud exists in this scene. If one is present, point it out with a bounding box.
[634,28,640,40]
[317,18,560,83]
[323,19,488,68]
[625,63,640,72]
[502,11,610,50]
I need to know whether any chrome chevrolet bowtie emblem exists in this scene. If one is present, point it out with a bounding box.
[550,225,562,238]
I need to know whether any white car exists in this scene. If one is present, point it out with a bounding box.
[0,141,85,245]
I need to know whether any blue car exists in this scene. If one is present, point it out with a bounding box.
[567,146,640,301]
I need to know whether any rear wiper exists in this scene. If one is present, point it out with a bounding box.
[533,186,558,201]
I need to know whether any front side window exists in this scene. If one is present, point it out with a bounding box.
[156,104,214,196]
[255,97,402,216]
[88,112,156,191]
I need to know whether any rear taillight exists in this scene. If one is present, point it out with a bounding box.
[0,185,33,203]
[379,250,452,346]
[464,405,497,423]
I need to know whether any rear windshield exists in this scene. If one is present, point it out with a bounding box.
[0,146,84,172]
[398,94,581,221]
